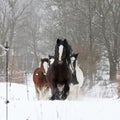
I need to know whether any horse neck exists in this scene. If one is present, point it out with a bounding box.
[75,61,83,75]
[74,60,78,71]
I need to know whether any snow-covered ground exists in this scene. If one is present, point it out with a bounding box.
[85,81,118,98]
[0,74,120,120]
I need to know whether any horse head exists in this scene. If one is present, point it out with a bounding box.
[54,38,72,65]
[70,53,79,73]
[70,53,79,84]
[48,55,55,65]
[40,58,49,75]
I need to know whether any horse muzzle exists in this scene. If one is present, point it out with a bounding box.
[58,61,63,64]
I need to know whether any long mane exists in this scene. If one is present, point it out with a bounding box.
[64,39,72,65]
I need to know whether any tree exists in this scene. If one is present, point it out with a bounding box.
[96,0,120,81]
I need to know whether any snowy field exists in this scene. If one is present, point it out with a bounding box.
[0,74,120,120]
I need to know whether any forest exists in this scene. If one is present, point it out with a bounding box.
[0,0,120,89]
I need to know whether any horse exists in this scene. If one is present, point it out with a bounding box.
[48,55,55,65]
[33,58,50,100]
[46,39,72,100]
[69,53,84,99]
[69,53,79,85]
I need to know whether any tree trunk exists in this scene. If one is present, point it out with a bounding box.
[33,38,39,68]
[88,0,94,87]
[109,59,117,81]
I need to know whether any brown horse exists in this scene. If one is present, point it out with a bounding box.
[33,58,50,100]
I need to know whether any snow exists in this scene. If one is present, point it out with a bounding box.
[0,74,120,120]
[85,81,118,98]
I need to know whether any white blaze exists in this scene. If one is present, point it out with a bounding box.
[70,57,75,73]
[50,58,54,64]
[38,61,41,67]
[43,61,49,75]
[58,45,64,61]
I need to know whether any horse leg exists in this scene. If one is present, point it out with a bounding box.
[50,83,60,100]
[35,87,40,100]
[61,82,70,100]
[77,85,81,99]
[41,87,49,100]
[42,86,50,99]
[42,87,46,99]
[36,86,43,100]
[75,85,79,99]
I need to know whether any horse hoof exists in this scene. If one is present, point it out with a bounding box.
[49,96,55,100]
[49,95,60,100]
[61,94,67,100]
[55,96,60,100]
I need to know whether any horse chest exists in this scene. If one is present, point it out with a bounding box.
[54,66,67,83]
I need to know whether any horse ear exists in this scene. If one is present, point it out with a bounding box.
[49,55,52,59]
[64,39,68,47]
[76,53,79,56]
[57,39,60,44]
[75,53,79,58]
[64,39,67,44]
[41,59,43,62]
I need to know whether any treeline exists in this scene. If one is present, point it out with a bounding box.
[0,0,120,86]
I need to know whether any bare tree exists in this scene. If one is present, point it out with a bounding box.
[95,0,120,81]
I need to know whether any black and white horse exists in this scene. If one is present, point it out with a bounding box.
[69,53,84,99]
